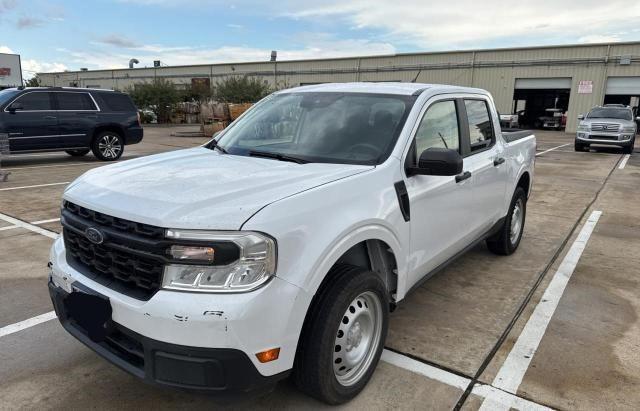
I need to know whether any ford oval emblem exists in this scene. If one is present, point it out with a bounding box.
[85,227,104,245]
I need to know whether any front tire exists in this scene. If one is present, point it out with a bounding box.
[293,265,389,405]
[65,149,90,157]
[622,138,635,154]
[92,131,124,161]
[574,141,588,152]
[487,187,527,255]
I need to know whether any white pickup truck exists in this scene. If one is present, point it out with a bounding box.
[48,83,535,404]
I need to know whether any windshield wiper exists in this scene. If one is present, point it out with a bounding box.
[209,139,228,154]
[248,150,309,164]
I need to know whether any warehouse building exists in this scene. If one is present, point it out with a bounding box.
[37,41,640,133]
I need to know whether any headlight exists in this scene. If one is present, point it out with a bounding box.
[162,230,276,293]
[622,126,636,133]
[577,123,589,131]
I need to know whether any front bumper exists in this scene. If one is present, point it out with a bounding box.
[48,236,311,392]
[49,280,288,395]
[576,132,634,146]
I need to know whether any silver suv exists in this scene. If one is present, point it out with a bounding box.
[576,105,638,154]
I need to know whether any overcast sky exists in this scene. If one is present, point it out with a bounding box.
[1,0,640,78]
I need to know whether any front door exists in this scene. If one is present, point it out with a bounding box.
[404,98,477,289]
[4,91,58,152]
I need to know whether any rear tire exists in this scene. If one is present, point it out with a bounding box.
[293,265,389,405]
[91,131,124,161]
[65,149,90,157]
[487,187,527,256]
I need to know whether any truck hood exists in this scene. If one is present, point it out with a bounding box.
[64,147,372,230]
[580,118,636,129]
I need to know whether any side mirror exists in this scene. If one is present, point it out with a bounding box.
[577,114,584,120]
[8,102,23,113]
[408,147,463,176]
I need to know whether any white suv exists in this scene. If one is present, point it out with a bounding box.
[48,83,535,404]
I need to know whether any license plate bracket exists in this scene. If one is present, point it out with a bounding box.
[64,291,112,343]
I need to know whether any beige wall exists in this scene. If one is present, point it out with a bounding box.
[38,42,640,133]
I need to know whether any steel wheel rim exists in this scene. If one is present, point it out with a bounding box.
[98,135,122,159]
[510,198,524,244]
[333,291,383,387]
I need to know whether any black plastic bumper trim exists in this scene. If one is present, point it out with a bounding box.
[48,280,290,397]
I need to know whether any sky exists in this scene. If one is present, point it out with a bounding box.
[1,0,640,78]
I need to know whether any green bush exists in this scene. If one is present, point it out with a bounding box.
[214,76,271,103]
[126,79,181,123]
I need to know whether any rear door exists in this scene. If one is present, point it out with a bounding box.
[461,98,508,235]
[54,91,99,148]
[4,91,58,152]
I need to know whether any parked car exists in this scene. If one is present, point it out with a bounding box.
[48,83,535,404]
[499,113,519,129]
[576,105,638,153]
[0,87,142,160]
[539,108,565,130]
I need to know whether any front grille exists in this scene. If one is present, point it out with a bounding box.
[590,123,620,132]
[62,201,166,300]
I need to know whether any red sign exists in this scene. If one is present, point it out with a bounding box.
[0,67,11,76]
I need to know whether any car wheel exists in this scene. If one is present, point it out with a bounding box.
[65,149,90,157]
[294,264,389,405]
[92,131,124,161]
[487,187,527,256]
[574,141,588,152]
[622,138,635,154]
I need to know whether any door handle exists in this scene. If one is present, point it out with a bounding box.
[85,115,98,119]
[455,171,472,183]
[493,157,505,166]
[43,116,57,120]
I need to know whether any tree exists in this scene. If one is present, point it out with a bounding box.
[126,79,181,123]
[24,76,42,87]
[214,76,271,103]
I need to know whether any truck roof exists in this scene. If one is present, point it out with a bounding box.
[276,82,489,96]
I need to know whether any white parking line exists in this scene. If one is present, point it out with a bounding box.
[535,143,570,157]
[0,182,69,191]
[0,213,59,239]
[381,350,470,390]
[0,218,61,232]
[479,210,602,411]
[0,311,57,338]
[619,154,630,169]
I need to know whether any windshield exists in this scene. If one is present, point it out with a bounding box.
[216,92,416,165]
[587,107,632,121]
[0,89,20,107]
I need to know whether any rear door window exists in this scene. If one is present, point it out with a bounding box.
[12,92,54,111]
[464,99,495,153]
[56,92,97,111]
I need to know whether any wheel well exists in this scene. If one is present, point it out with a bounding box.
[92,125,125,143]
[330,240,398,303]
[517,172,531,197]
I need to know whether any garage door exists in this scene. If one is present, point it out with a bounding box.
[606,77,640,95]
[515,78,572,89]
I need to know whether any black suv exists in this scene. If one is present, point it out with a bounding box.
[0,87,143,161]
